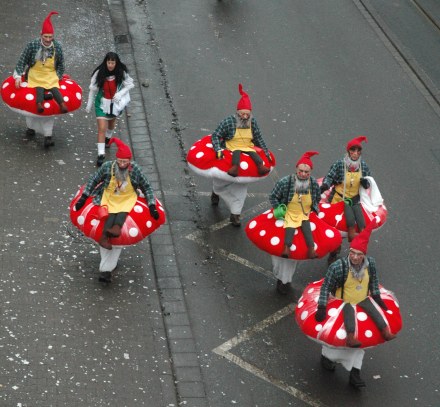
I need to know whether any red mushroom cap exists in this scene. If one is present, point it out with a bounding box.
[316,177,387,236]
[70,186,165,246]
[1,75,82,117]
[295,278,403,348]
[186,135,276,183]
[245,210,342,260]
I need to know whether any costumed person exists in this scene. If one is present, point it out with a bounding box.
[85,52,134,167]
[314,220,396,388]
[320,136,371,264]
[246,152,342,295]
[210,84,273,226]
[270,151,321,261]
[73,137,160,282]
[13,11,66,148]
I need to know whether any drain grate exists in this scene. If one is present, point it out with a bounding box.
[114,34,129,44]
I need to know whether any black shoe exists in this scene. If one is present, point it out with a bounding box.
[229,213,241,227]
[105,138,111,148]
[211,191,220,206]
[99,271,112,283]
[26,128,36,138]
[96,155,105,167]
[349,368,366,388]
[276,279,289,295]
[43,136,54,148]
[320,355,336,371]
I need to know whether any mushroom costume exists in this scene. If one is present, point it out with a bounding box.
[295,278,402,348]
[1,75,82,117]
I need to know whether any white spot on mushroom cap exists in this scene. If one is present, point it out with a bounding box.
[25,93,34,101]
[146,221,152,228]
[325,229,335,238]
[328,308,338,317]
[61,85,67,90]
[259,230,266,237]
[240,161,249,170]
[129,228,139,237]
[249,220,257,229]
[270,236,280,246]
[2,82,9,89]
[63,96,69,102]
[190,145,196,150]
[44,102,50,108]
[310,222,316,231]
[10,93,16,99]
[90,219,99,226]
[300,310,308,320]
[275,219,284,228]
[267,213,274,219]
[297,301,304,308]
[336,329,347,340]
[321,203,331,209]
[335,214,343,222]
[290,244,296,252]
[357,312,368,321]
[318,212,325,219]
[315,324,322,332]
[77,216,85,225]
[134,205,143,213]
[76,92,81,100]
[206,142,213,148]
[196,152,204,159]
[364,330,373,338]
[307,288,314,294]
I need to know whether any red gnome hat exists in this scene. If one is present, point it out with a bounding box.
[346,135,368,151]
[109,137,132,159]
[350,219,377,254]
[296,151,319,169]
[41,11,59,35]
[236,83,252,111]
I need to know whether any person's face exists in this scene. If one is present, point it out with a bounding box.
[348,147,362,161]
[237,109,251,120]
[116,158,130,169]
[349,249,365,265]
[296,164,311,180]
[106,59,116,72]
[41,34,54,46]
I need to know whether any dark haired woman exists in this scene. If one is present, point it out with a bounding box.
[85,52,134,167]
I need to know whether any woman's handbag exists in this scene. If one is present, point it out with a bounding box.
[96,205,109,220]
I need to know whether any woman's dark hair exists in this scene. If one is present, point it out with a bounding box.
[92,52,129,89]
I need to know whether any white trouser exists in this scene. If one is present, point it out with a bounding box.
[212,178,248,215]
[99,246,123,272]
[271,256,298,284]
[322,345,365,371]
[26,116,55,138]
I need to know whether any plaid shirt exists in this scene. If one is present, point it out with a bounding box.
[15,39,65,79]
[269,175,320,214]
[82,161,155,206]
[211,115,269,157]
[322,158,371,201]
[317,256,380,307]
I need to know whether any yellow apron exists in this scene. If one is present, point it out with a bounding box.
[335,269,370,305]
[225,127,255,152]
[332,168,361,203]
[100,165,137,213]
[28,53,59,89]
[284,191,312,228]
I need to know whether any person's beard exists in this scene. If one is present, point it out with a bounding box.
[349,257,368,280]
[294,176,309,194]
[115,164,129,184]
[344,154,360,171]
[236,113,252,129]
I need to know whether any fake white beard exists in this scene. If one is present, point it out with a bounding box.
[294,176,310,194]
[115,165,129,183]
[349,257,369,280]
[344,154,361,171]
[236,113,252,129]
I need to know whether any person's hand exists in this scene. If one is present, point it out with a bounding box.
[372,295,388,310]
[216,150,224,159]
[360,178,370,189]
[320,183,329,194]
[149,204,160,220]
[15,77,21,89]
[75,194,88,211]
[113,93,121,104]
[315,305,327,322]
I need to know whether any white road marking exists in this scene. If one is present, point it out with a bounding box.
[213,304,327,407]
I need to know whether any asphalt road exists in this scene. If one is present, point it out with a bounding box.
[138,0,440,405]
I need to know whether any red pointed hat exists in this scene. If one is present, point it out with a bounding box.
[41,11,59,35]
[236,83,252,111]
[350,219,377,254]
[296,151,319,169]
[109,137,132,159]
[346,135,368,151]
